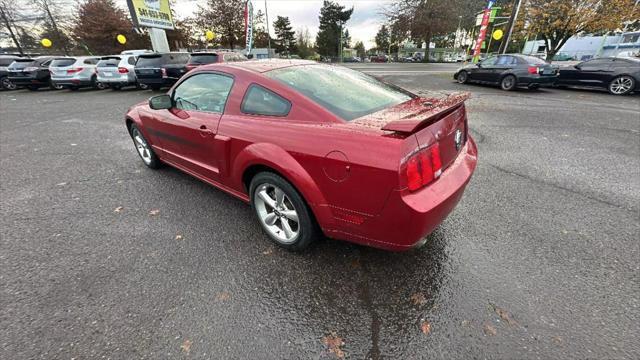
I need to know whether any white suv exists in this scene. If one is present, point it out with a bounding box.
[49,56,103,90]
[96,55,138,90]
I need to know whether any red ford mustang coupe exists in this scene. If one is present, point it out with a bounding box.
[125,60,477,251]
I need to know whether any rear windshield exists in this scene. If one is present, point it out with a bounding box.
[0,57,20,66]
[51,58,77,67]
[266,64,414,121]
[136,53,189,67]
[518,55,548,65]
[9,59,37,68]
[97,58,121,67]
[189,54,219,64]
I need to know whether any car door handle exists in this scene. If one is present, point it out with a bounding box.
[199,125,214,137]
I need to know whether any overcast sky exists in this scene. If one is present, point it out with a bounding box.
[116,0,392,48]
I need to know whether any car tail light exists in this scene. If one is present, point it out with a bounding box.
[118,67,129,74]
[161,68,167,78]
[67,67,83,74]
[528,66,539,74]
[401,143,442,191]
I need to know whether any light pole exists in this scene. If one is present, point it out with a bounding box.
[502,0,522,54]
[455,15,463,50]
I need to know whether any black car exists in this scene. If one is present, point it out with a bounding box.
[555,57,640,95]
[1,55,24,90]
[134,52,190,90]
[7,56,58,91]
[454,54,558,91]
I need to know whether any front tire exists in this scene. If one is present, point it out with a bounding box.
[608,75,635,95]
[250,172,319,251]
[456,71,469,84]
[500,75,517,91]
[129,124,161,169]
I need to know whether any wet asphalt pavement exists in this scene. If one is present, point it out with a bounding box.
[1,62,639,359]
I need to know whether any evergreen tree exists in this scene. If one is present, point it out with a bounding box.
[375,25,390,53]
[273,16,295,55]
[315,0,352,57]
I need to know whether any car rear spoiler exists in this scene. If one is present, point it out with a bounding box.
[381,92,470,133]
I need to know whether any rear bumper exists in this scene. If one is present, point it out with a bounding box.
[51,77,94,87]
[137,78,176,87]
[8,76,47,86]
[325,137,478,251]
[518,75,557,86]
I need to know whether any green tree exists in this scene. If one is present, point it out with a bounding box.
[524,0,640,60]
[353,40,365,58]
[315,0,353,57]
[295,27,315,58]
[375,24,390,53]
[195,0,245,49]
[342,28,352,48]
[72,0,141,55]
[273,15,295,55]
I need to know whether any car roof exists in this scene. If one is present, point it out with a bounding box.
[139,52,188,57]
[200,59,317,73]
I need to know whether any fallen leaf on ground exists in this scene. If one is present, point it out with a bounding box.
[322,333,345,358]
[492,304,517,325]
[420,320,432,335]
[215,291,231,301]
[114,206,124,213]
[180,339,192,354]
[483,324,497,336]
[175,234,183,241]
[149,209,160,216]
[410,292,427,306]
[552,336,563,345]
[350,258,361,268]
[262,248,273,255]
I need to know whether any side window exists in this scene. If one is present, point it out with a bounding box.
[173,73,233,113]
[481,56,498,66]
[580,59,611,70]
[84,58,99,65]
[41,60,52,67]
[128,56,136,65]
[241,84,292,117]
[496,56,514,65]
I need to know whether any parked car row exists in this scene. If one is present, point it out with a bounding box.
[0,51,247,92]
[454,54,640,95]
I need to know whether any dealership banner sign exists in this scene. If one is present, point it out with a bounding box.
[472,0,494,62]
[245,0,254,55]
[127,0,174,30]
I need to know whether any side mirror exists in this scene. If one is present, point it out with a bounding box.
[574,65,581,70]
[149,94,172,110]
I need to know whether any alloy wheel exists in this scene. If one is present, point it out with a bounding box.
[132,128,152,165]
[609,76,634,95]
[501,75,516,90]
[2,77,17,90]
[253,183,300,243]
[457,71,468,84]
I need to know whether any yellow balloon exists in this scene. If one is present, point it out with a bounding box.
[41,38,52,48]
[205,30,215,41]
[117,34,127,45]
[492,29,504,41]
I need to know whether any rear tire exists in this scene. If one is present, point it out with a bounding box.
[27,85,39,91]
[111,85,121,90]
[500,75,517,91]
[95,81,107,90]
[608,75,635,95]
[49,81,64,90]
[1,76,17,90]
[456,71,469,84]
[250,172,319,251]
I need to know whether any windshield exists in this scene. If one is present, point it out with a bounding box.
[9,59,37,69]
[189,54,219,64]
[51,58,77,67]
[137,53,189,67]
[266,64,414,121]
[519,55,547,64]
[97,58,120,67]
